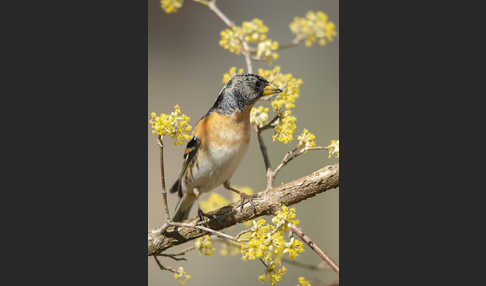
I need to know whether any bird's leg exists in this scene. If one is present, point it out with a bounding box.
[223,181,257,212]
[193,188,213,224]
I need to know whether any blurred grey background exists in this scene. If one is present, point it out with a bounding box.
[148,0,339,285]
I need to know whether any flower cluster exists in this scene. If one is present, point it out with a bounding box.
[258,264,287,286]
[149,105,192,145]
[297,129,316,149]
[219,19,280,62]
[272,110,296,144]
[242,19,268,43]
[173,266,191,284]
[240,205,304,285]
[258,66,303,111]
[256,39,279,63]
[297,277,312,286]
[327,139,339,158]
[220,28,243,54]
[160,0,183,14]
[290,11,337,47]
[222,67,245,84]
[283,237,304,259]
[256,67,302,144]
[250,106,270,128]
[195,235,216,256]
[271,205,300,232]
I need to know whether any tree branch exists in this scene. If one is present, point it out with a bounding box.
[148,163,339,255]
[278,37,302,50]
[253,125,273,188]
[290,225,339,273]
[272,146,329,181]
[203,0,253,73]
[157,136,171,221]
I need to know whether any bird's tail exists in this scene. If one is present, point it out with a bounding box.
[169,178,183,198]
[172,192,197,222]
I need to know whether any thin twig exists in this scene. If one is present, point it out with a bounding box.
[204,0,253,73]
[278,37,301,50]
[242,42,253,73]
[206,0,235,28]
[259,116,279,131]
[158,254,187,261]
[235,228,253,240]
[157,245,196,261]
[289,225,339,274]
[157,136,171,221]
[254,125,273,188]
[153,256,177,273]
[272,146,328,181]
[169,222,238,242]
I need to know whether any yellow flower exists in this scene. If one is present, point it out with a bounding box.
[258,66,303,113]
[327,139,339,158]
[195,235,216,256]
[297,129,316,149]
[240,206,304,284]
[199,193,230,213]
[256,39,279,63]
[220,27,243,54]
[259,264,287,285]
[173,266,191,284]
[272,110,296,144]
[149,105,192,145]
[242,18,268,43]
[250,106,270,128]
[160,0,183,14]
[271,205,300,232]
[297,277,312,286]
[283,237,304,259]
[222,67,245,84]
[289,10,337,47]
[219,18,279,60]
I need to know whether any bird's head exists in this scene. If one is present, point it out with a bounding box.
[224,73,282,106]
[208,73,282,115]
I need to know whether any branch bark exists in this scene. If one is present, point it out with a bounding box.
[148,163,339,255]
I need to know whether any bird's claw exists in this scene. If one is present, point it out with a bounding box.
[197,208,213,224]
[237,193,257,213]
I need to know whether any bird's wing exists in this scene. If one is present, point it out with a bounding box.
[169,135,200,197]
[180,135,200,177]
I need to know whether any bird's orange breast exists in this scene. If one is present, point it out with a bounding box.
[193,106,252,150]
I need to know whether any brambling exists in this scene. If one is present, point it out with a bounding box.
[170,73,282,222]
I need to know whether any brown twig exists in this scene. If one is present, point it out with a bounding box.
[157,245,196,261]
[259,116,279,131]
[254,125,273,188]
[148,164,339,255]
[203,0,253,73]
[169,222,238,242]
[289,225,339,274]
[272,146,328,182]
[242,42,253,73]
[153,256,177,273]
[157,136,171,221]
[278,37,301,50]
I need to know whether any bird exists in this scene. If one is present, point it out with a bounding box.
[169,73,282,222]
